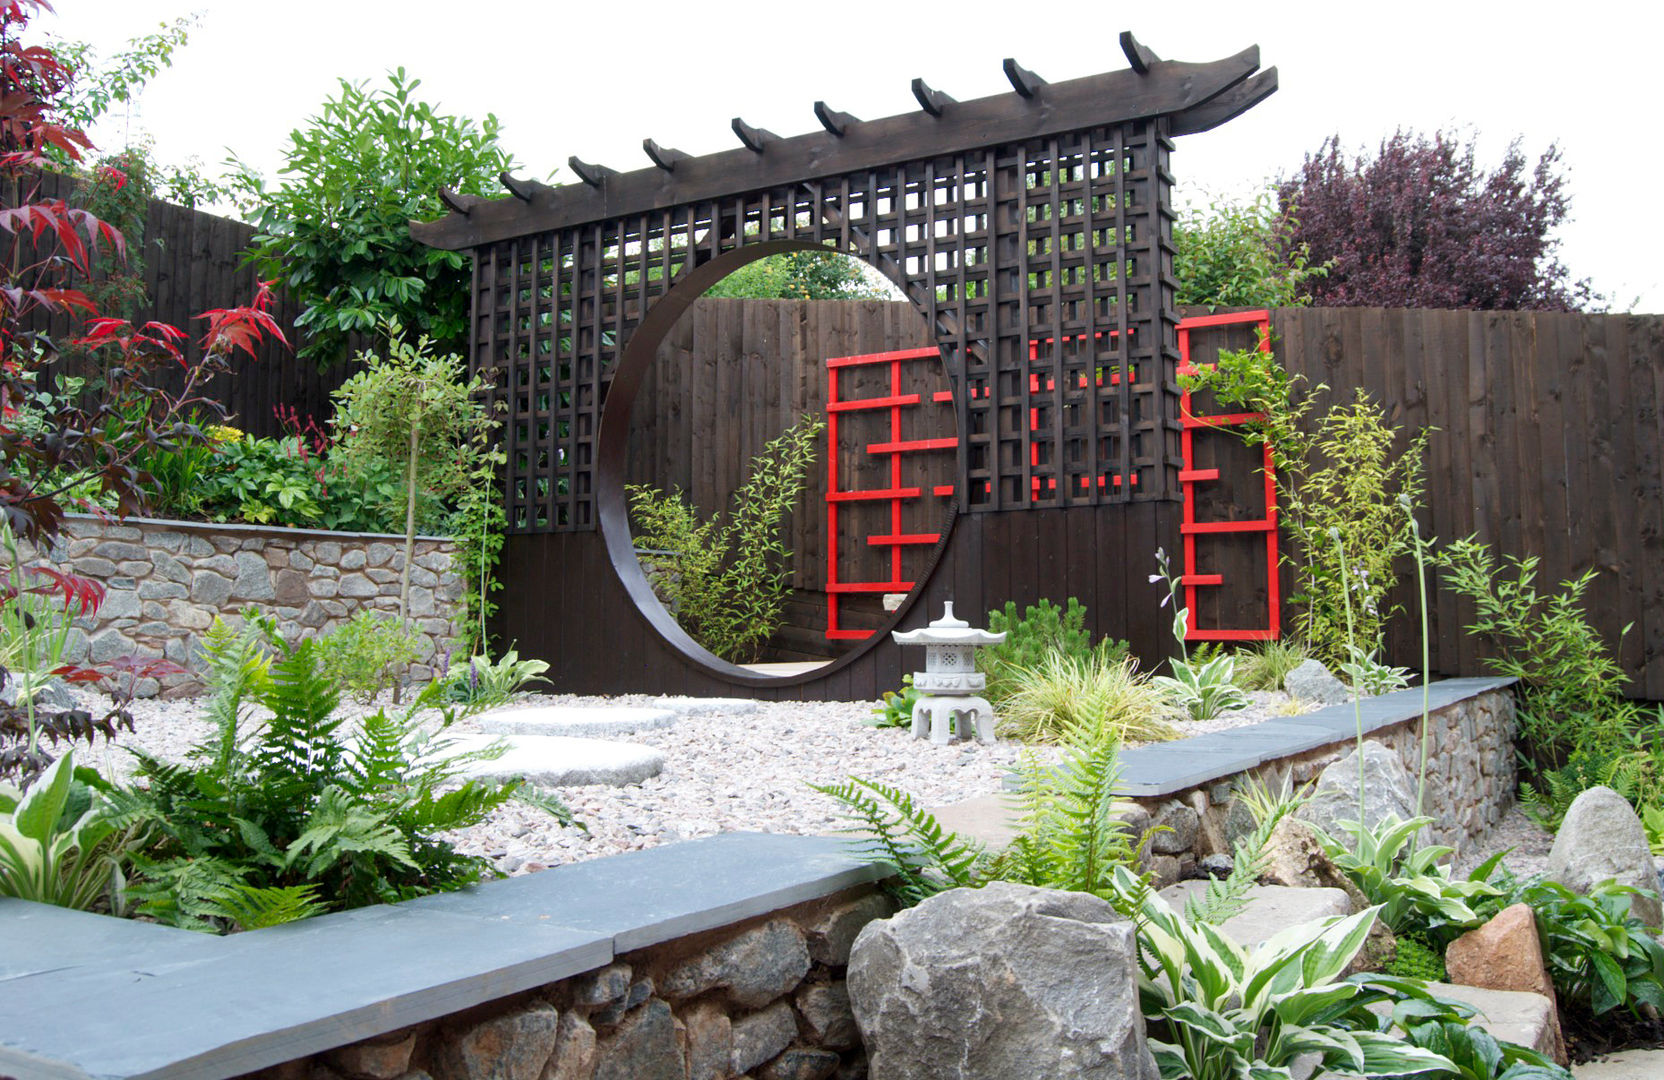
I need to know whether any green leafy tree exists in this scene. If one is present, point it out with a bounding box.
[329,324,501,637]
[704,250,893,301]
[232,69,516,365]
[1173,188,1327,309]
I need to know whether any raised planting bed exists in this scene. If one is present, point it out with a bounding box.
[0,833,891,1080]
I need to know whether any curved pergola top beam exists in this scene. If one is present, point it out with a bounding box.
[411,36,1271,251]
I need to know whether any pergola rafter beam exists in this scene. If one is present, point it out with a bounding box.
[412,43,1268,250]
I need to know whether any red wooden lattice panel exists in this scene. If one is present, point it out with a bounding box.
[824,347,956,641]
[1176,310,1279,641]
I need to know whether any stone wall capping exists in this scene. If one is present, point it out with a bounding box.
[1108,677,1515,799]
[0,833,890,1080]
[53,512,454,545]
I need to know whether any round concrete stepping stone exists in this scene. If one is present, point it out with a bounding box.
[477,705,678,738]
[660,696,760,717]
[444,733,665,787]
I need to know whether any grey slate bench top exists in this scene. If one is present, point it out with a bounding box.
[1110,675,1515,797]
[0,832,888,1080]
[1000,676,1514,798]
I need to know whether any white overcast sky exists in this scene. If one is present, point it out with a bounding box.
[41,0,1664,312]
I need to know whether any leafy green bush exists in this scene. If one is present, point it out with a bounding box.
[316,611,424,704]
[231,68,516,366]
[1314,815,1501,943]
[628,414,824,664]
[1174,187,1327,309]
[1233,637,1311,691]
[1183,347,1426,665]
[997,652,1176,745]
[330,325,502,634]
[1438,537,1639,771]
[109,617,576,932]
[978,598,1127,705]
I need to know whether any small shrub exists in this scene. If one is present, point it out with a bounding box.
[1234,637,1310,691]
[1148,549,1250,720]
[979,598,1127,705]
[869,674,920,729]
[316,611,424,704]
[997,652,1177,745]
[628,414,823,664]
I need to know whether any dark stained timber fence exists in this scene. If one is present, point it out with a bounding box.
[16,168,340,438]
[1189,307,1664,701]
[627,300,1664,696]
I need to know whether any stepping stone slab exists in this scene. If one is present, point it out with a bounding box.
[1158,882,1352,950]
[660,696,760,717]
[1575,1048,1664,1078]
[478,705,678,738]
[444,733,665,787]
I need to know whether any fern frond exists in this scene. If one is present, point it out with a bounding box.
[1184,794,1295,926]
[254,638,345,789]
[285,787,415,879]
[811,776,984,905]
[202,883,328,930]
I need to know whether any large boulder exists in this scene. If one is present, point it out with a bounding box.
[847,882,1158,1080]
[1283,659,1349,705]
[1547,786,1662,928]
[1297,741,1418,840]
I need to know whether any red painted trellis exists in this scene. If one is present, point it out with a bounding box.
[823,347,956,641]
[1176,309,1280,641]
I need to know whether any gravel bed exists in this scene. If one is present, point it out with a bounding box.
[65,683,1313,874]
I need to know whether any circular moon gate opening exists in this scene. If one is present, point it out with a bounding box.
[620,250,956,679]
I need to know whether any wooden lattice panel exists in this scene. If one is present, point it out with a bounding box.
[420,41,1277,535]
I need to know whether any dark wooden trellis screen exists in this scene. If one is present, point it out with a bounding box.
[413,35,1277,698]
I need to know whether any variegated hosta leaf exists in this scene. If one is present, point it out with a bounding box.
[1270,983,1361,1028]
[1162,1002,1255,1057]
[1265,1020,1363,1071]
[1351,1029,1457,1075]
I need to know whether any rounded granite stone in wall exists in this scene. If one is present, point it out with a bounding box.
[18,515,467,697]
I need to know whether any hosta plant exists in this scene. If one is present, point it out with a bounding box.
[445,646,551,707]
[1338,645,1413,696]
[1148,549,1249,720]
[1313,814,1502,944]
[1108,865,1455,1080]
[0,750,135,910]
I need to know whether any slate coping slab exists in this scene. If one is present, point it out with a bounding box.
[0,833,887,1080]
[1001,677,1515,800]
[443,732,666,787]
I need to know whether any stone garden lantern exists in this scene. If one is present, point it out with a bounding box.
[891,602,1005,745]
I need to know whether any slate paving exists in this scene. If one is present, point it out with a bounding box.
[443,733,667,787]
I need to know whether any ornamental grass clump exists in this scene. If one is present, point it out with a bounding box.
[996,651,1177,745]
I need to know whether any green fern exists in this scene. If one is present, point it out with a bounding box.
[811,777,986,906]
[202,883,329,930]
[1183,794,1296,926]
[999,720,1146,896]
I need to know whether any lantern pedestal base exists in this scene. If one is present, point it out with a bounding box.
[911,695,997,746]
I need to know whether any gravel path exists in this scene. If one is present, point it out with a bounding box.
[66,684,1311,873]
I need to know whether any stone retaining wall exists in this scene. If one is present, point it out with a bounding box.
[239,886,889,1080]
[20,514,465,695]
[1127,685,1517,887]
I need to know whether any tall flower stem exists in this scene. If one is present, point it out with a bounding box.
[1332,528,1365,829]
[1405,496,1432,817]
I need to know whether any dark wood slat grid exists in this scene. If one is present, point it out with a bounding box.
[468,118,1180,535]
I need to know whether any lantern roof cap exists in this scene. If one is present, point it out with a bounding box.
[891,602,1006,647]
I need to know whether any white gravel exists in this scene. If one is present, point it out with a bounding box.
[65,683,1314,874]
